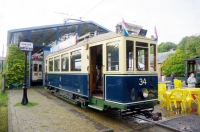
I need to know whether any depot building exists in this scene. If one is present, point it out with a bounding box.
[7,21,110,87]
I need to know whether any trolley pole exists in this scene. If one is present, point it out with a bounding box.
[21,52,28,105]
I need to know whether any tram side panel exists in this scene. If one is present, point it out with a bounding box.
[105,75,158,104]
[48,73,89,97]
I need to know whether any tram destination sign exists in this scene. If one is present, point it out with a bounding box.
[118,22,143,35]
[19,42,33,52]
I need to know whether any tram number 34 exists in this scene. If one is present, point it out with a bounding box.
[139,78,147,85]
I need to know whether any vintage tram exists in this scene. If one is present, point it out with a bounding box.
[32,60,43,86]
[184,57,200,87]
[45,23,161,120]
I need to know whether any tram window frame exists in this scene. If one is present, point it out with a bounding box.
[61,53,69,71]
[39,64,42,71]
[126,40,134,71]
[107,41,119,71]
[136,42,149,71]
[33,64,38,72]
[46,60,48,73]
[71,50,82,71]
[188,61,196,73]
[54,56,60,71]
[150,44,156,71]
[49,58,53,72]
[196,61,200,72]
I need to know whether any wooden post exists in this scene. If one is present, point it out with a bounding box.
[1,74,5,94]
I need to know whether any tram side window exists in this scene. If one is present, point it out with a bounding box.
[33,64,37,72]
[150,44,156,71]
[107,42,119,71]
[188,61,196,73]
[71,50,81,71]
[54,56,60,71]
[197,61,200,72]
[61,53,69,71]
[39,64,42,71]
[49,58,53,71]
[126,40,134,71]
[136,42,148,71]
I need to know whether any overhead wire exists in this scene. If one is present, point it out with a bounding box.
[81,0,105,19]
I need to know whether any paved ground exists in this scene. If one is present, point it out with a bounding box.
[8,89,105,132]
[161,114,200,132]
[7,88,193,132]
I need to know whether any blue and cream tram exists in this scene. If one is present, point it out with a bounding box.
[45,23,161,120]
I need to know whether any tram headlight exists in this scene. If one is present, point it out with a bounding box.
[142,88,149,98]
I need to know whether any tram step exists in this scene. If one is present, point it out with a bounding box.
[88,105,104,111]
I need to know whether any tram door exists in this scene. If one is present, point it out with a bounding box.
[187,60,196,77]
[89,45,103,97]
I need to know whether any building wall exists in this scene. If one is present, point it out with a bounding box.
[158,63,162,80]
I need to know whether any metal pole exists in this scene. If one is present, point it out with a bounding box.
[1,44,4,73]
[1,61,3,74]
[21,52,28,105]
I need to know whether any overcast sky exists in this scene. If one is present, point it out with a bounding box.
[0,0,200,56]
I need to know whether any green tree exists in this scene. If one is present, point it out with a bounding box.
[158,42,177,53]
[161,49,187,77]
[177,35,200,57]
[5,44,27,86]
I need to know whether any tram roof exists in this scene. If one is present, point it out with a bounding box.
[47,32,157,57]
[78,32,156,45]
[185,56,200,61]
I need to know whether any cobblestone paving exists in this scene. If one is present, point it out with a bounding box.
[8,88,134,132]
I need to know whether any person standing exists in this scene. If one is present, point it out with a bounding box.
[187,72,196,100]
[187,72,196,88]
[170,72,175,89]
[96,50,102,90]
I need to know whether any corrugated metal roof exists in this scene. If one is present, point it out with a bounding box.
[8,21,111,33]
[141,51,176,64]
[157,51,176,63]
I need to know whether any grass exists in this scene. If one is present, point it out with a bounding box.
[14,102,39,107]
[0,90,8,132]
[0,90,8,107]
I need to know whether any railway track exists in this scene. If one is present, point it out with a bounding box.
[132,115,181,132]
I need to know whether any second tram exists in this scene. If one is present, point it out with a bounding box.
[185,57,200,87]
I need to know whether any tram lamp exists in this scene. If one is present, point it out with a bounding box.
[18,39,33,105]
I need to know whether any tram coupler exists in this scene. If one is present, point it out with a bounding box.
[143,112,162,121]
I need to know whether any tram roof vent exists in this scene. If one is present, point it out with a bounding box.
[116,22,147,37]
[77,32,99,42]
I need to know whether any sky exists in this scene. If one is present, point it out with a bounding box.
[0,0,200,56]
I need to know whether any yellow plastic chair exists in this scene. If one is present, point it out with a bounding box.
[158,84,169,109]
[174,79,182,89]
[168,89,196,112]
[168,89,182,111]
[158,84,166,101]
[195,95,200,115]
[181,90,197,112]
[159,89,175,110]
[159,94,168,109]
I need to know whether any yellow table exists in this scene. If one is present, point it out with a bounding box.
[185,88,200,94]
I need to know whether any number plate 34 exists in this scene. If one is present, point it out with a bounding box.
[139,78,147,85]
